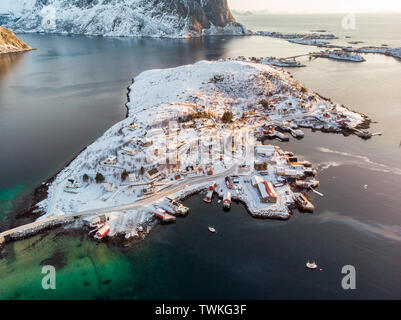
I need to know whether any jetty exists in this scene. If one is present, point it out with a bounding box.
[0,215,79,242]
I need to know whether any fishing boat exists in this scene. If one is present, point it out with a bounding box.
[94,224,111,240]
[354,129,372,139]
[208,226,216,233]
[295,193,315,212]
[203,181,216,203]
[306,261,318,270]
[166,197,189,215]
[203,190,214,203]
[303,168,317,177]
[153,208,176,223]
[225,176,234,189]
[299,160,312,167]
[174,204,189,216]
[223,192,232,210]
[296,179,320,189]
[275,131,290,141]
[290,128,305,138]
[209,181,216,191]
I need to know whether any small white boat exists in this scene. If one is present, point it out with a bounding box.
[275,131,290,141]
[94,224,111,240]
[203,189,214,203]
[306,261,318,270]
[223,191,232,210]
[208,226,216,233]
[290,128,305,138]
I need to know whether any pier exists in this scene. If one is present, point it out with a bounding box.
[0,215,78,242]
[281,53,321,60]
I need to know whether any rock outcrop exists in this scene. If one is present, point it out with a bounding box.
[0,26,32,54]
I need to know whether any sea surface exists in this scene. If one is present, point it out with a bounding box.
[0,14,400,299]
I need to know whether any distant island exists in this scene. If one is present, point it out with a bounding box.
[232,9,271,16]
[0,26,31,54]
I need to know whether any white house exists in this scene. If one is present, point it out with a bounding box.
[251,175,264,187]
[104,183,115,192]
[255,145,276,157]
[104,155,117,165]
[146,128,164,137]
[128,173,137,183]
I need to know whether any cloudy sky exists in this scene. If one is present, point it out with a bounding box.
[1,0,401,14]
[228,0,401,13]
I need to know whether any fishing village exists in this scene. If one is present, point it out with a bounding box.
[0,58,375,248]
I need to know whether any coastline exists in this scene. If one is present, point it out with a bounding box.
[11,79,136,227]
[1,59,372,248]
[0,47,35,55]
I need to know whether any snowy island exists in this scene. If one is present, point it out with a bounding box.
[233,56,306,67]
[314,50,366,62]
[0,59,372,246]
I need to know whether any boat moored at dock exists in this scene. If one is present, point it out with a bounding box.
[223,192,232,210]
[153,208,176,223]
[275,131,290,141]
[295,193,315,212]
[296,179,320,189]
[289,128,305,138]
[166,197,189,215]
[203,189,214,203]
[225,176,234,189]
[203,181,216,203]
[94,224,111,240]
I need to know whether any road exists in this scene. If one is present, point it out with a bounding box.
[0,163,238,242]
[0,126,255,242]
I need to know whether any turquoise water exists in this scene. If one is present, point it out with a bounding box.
[1,15,401,299]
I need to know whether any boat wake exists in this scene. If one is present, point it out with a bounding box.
[318,212,401,242]
[317,161,342,172]
[316,147,401,176]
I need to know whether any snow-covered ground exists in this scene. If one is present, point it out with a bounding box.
[34,60,370,242]
[356,46,401,60]
[253,30,401,62]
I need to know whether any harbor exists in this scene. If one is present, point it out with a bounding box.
[1,14,401,299]
[0,59,375,245]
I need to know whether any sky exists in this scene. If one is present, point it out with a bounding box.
[228,0,401,13]
[1,0,401,14]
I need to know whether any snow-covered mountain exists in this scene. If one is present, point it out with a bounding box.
[2,0,247,38]
[0,26,32,54]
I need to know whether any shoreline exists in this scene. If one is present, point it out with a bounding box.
[11,79,136,227]
[0,47,35,55]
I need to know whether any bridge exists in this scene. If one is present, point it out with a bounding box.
[281,52,322,60]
